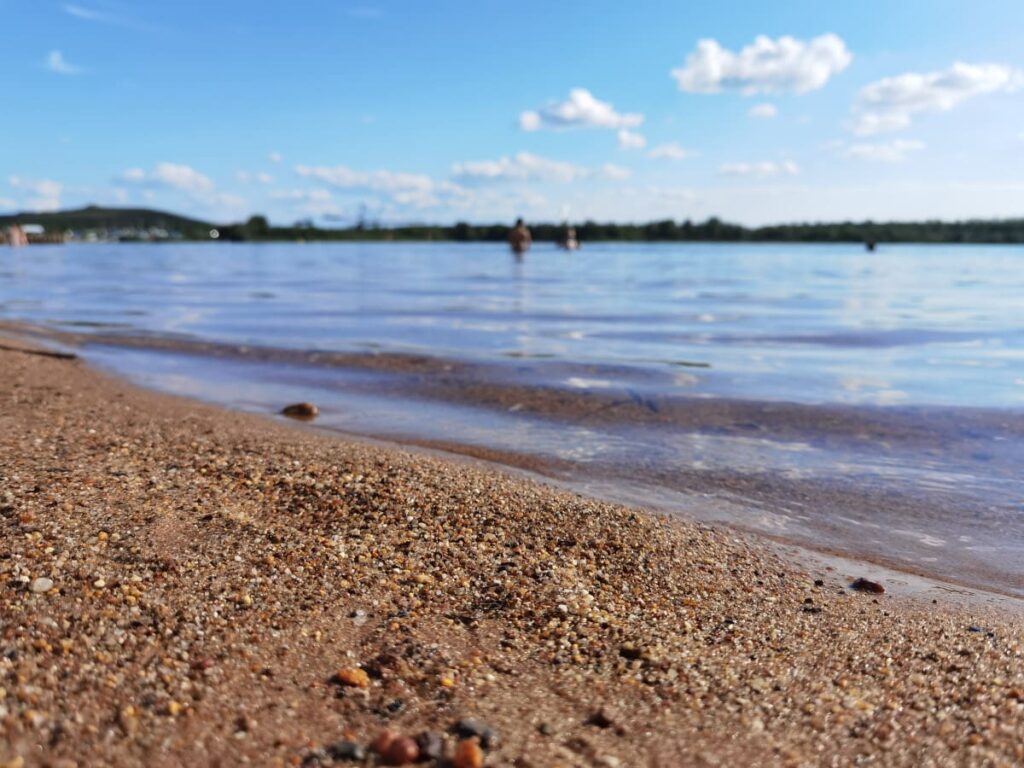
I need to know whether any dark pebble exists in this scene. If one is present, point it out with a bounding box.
[850,577,885,594]
[586,707,617,729]
[281,402,319,420]
[415,730,444,761]
[453,718,497,749]
[813,579,825,587]
[327,741,367,762]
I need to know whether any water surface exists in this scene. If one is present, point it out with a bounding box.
[2,241,1022,594]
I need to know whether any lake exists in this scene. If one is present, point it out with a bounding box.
[2,241,1022,594]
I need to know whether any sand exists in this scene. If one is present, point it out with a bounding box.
[0,342,1022,767]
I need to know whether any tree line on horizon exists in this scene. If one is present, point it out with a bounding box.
[224,214,1024,244]
[6,206,1024,244]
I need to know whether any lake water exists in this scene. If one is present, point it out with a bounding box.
[2,241,1023,594]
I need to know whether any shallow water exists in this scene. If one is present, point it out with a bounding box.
[2,241,1023,594]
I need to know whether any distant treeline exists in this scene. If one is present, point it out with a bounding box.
[224,215,1024,244]
[7,206,1024,244]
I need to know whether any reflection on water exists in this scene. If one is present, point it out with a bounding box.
[1,241,1022,407]
[2,241,1023,594]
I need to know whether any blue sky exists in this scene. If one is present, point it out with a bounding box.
[3,0,1024,225]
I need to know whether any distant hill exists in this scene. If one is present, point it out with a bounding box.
[0,205,214,239]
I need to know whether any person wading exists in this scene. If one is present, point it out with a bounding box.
[508,218,532,257]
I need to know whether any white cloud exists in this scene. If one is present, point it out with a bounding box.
[844,139,924,163]
[46,50,81,75]
[294,164,437,193]
[268,151,283,163]
[272,188,332,202]
[617,129,647,149]
[120,163,214,192]
[237,171,274,184]
[62,3,153,29]
[452,152,588,183]
[600,163,632,180]
[647,143,692,161]
[851,62,1024,135]
[748,102,778,119]
[672,34,851,95]
[519,88,644,131]
[9,176,63,211]
[719,160,800,177]
[0,198,17,211]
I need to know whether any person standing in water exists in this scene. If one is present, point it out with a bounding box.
[508,218,532,256]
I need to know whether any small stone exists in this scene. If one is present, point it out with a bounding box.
[371,730,399,755]
[618,642,642,661]
[453,718,497,749]
[383,737,419,765]
[333,667,370,688]
[453,738,484,768]
[414,731,444,760]
[30,577,53,594]
[850,577,885,594]
[587,706,618,729]
[352,609,369,626]
[281,402,319,420]
[537,722,554,736]
[326,741,366,762]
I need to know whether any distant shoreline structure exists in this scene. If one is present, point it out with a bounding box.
[4,205,1024,245]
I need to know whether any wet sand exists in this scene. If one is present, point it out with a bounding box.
[1,343,1023,767]
[6,321,1024,597]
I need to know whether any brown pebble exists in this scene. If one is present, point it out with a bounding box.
[372,730,399,755]
[453,738,484,768]
[384,737,419,765]
[281,402,319,420]
[333,667,370,688]
[850,578,885,594]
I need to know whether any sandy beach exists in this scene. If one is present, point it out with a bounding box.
[1,342,1023,767]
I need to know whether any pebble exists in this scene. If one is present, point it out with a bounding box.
[415,731,444,761]
[326,741,366,762]
[453,718,497,749]
[29,577,53,594]
[371,730,399,755]
[333,667,370,688]
[281,402,319,420]
[587,706,618,729]
[850,577,885,594]
[453,738,484,768]
[383,737,419,765]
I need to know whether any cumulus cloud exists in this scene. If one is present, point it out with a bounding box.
[672,34,851,95]
[519,88,644,131]
[851,62,1023,135]
[9,176,63,211]
[120,163,214,192]
[452,152,588,183]
[844,139,925,163]
[268,151,283,163]
[748,102,778,119]
[46,50,81,75]
[647,143,692,161]
[617,129,647,149]
[719,160,799,177]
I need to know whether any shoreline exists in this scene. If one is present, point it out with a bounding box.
[2,343,1023,765]
[6,319,1023,599]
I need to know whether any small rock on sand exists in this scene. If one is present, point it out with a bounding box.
[30,577,53,594]
[281,402,319,420]
[850,578,885,594]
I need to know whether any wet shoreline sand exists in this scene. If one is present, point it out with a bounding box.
[1,342,1023,766]
[5,320,1024,598]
